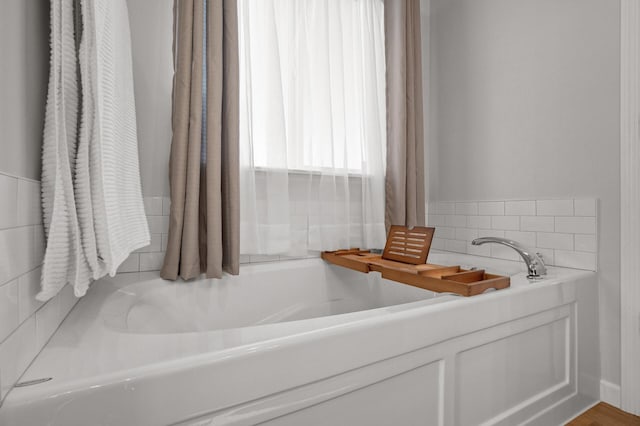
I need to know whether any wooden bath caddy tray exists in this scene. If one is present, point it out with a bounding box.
[321,226,510,297]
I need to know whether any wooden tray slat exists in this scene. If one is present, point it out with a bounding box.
[441,269,486,284]
[381,268,471,295]
[320,251,371,273]
[419,266,462,278]
[383,268,510,297]
[461,274,510,296]
[382,226,435,265]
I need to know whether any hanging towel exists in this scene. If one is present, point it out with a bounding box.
[87,0,149,277]
[39,0,94,302]
[39,0,149,301]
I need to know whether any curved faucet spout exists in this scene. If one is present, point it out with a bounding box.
[471,237,547,278]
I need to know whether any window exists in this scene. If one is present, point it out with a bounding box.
[238,0,387,254]
[238,0,386,174]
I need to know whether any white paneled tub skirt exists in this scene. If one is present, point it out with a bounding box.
[0,252,599,426]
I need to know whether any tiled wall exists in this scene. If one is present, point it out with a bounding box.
[126,196,599,273]
[117,196,170,273]
[122,182,362,273]
[0,173,78,402]
[427,198,598,271]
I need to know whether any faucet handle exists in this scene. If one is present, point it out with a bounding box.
[536,252,545,264]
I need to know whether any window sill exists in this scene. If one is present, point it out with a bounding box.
[249,166,373,179]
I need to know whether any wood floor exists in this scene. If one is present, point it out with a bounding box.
[566,402,640,426]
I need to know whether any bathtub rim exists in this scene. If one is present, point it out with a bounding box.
[0,261,592,412]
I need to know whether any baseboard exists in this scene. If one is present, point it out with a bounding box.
[524,392,598,426]
[600,380,621,408]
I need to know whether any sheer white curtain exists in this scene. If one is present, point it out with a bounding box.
[238,0,386,255]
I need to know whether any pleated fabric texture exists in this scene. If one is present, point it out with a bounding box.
[39,0,149,301]
[237,0,387,255]
[161,0,240,281]
[384,0,426,230]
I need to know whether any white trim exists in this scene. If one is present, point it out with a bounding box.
[620,0,640,415]
[601,380,622,408]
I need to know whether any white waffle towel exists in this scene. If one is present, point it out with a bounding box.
[39,0,149,301]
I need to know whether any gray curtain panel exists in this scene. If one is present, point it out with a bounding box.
[162,0,239,280]
[384,0,426,230]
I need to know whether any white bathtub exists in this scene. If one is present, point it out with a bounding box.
[0,252,599,426]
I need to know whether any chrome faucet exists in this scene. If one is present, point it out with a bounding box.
[471,237,547,278]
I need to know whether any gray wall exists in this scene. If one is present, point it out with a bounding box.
[0,0,63,402]
[128,0,174,197]
[0,0,174,191]
[0,0,49,180]
[428,0,620,386]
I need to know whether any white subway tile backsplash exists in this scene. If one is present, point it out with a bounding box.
[574,234,597,253]
[249,254,281,263]
[136,233,162,253]
[467,215,491,229]
[35,293,60,350]
[128,195,596,276]
[0,227,31,286]
[58,284,77,320]
[476,229,505,239]
[0,316,37,400]
[505,200,535,216]
[17,268,43,324]
[434,226,456,240]
[491,215,519,231]
[0,280,19,343]
[0,174,73,404]
[534,248,554,267]
[21,226,37,274]
[574,199,596,217]
[536,232,573,250]
[504,230,536,247]
[118,197,171,274]
[143,196,164,216]
[455,228,478,242]
[490,244,521,261]
[455,202,478,215]
[466,243,491,257]
[554,216,596,234]
[431,201,455,215]
[520,216,554,232]
[431,238,445,250]
[444,239,467,253]
[427,214,446,227]
[148,215,169,234]
[291,201,306,216]
[117,253,140,273]
[554,250,596,270]
[478,201,504,216]
[291,214,308,228]
[536,199,573,216]
[430,197,597,271]
[0,229,15,285]
[16,180,41,226]
[445,215,467,228]
[139,253,164,272]
[128,196,600,280]
[0,175,18,229]
[33,225,44,266]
